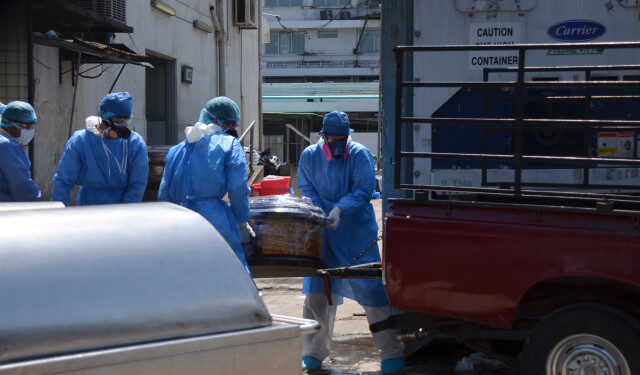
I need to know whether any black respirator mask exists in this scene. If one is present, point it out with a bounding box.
[104,118,131,139]
[225,127,239,138]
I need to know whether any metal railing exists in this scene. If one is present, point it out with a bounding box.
[284,123,312,164]
[264,60,379,69]
[238,120,256,177]
[481,64,640,190]
[394,41,640,205]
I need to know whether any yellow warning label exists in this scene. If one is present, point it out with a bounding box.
[598,147,617,154]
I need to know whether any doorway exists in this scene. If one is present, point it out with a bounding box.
[145,54,176,145]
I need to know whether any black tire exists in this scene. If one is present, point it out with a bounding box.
[520,303,640,375]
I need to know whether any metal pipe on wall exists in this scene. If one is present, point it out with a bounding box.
[257,7,263,150]
[25,0,35,175]
[210,2,226,96]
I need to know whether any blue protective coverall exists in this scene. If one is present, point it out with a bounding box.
[0,133,41,202]
[297,140,389,307]
[158,132,251,273]
[297,140,403,363]
[51,130,149,205]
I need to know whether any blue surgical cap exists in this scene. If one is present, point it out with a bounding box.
[99,92,133,119]
[0,101,37,128]
[200,96,241,125]
[321,110,353,136]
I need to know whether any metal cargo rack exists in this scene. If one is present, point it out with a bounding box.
[393,41,640,210]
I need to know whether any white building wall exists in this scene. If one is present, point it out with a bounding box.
[223,7,262,146]
[261,0,380,116]
[32,0,261,199]
[262,0,380,78]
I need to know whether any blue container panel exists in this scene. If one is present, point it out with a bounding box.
[430,88,640,169]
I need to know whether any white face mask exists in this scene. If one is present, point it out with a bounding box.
[16,128,35,145]
[85,116,101,135]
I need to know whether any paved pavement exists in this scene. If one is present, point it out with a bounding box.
[258,278,513,374]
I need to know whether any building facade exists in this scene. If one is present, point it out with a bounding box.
[1,0,262,200]
[261,0,380,164]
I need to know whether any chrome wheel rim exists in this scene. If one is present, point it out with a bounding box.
[546,334,630,375]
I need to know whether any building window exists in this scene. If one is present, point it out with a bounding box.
[359,30,380,53]
[313,0,350,7]
[264,77,307,83]
[265,31,305,54]
[264,135,284,161]
[590,75,619,81]
[354,0,379,7]
[623,75,640,92]
[531,77,560,81]
[318,30,338,38]
[264,0,302,7]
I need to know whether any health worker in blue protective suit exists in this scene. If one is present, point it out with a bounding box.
[297,111,404,374]
[51,92,148,205]
[0,101,42,202]
[158,97,254,274]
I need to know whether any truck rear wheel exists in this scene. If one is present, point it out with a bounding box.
[520,303,640,375]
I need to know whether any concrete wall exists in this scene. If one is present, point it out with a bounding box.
[31,0,262,200]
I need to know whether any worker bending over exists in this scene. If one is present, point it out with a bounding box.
[297,110,404,374]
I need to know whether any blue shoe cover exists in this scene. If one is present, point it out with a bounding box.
[301,355,322,371]
[381,357,404,374]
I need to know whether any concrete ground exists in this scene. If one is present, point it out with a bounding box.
[256,199,515,374]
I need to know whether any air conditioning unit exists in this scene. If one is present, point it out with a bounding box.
[339,11,350,19]
[234,0,258,29]
[67,0,127,24]
[320,9,333,20]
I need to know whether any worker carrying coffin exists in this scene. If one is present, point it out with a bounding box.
[158,96,254,274]
[296,110,405,374]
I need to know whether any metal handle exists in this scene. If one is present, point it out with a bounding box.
[271,314,320,335]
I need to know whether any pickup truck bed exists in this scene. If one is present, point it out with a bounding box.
[384,198,640,329]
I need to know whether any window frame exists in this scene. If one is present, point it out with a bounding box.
[312,0,350,7]
[359,30,380,54]
[264,31,305,54]
[264,0,303,7]
[318,30,338,39]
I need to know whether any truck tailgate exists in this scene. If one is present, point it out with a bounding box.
[383,200,640,328]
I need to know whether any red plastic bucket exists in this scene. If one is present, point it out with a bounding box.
[251,176,291,196]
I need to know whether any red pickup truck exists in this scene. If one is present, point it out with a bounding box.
[384,197,640,372]
[377,42,640,374]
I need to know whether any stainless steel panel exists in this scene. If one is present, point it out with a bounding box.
[0,202,270,364]
[0,202,64,212]
[0,322,301,375]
